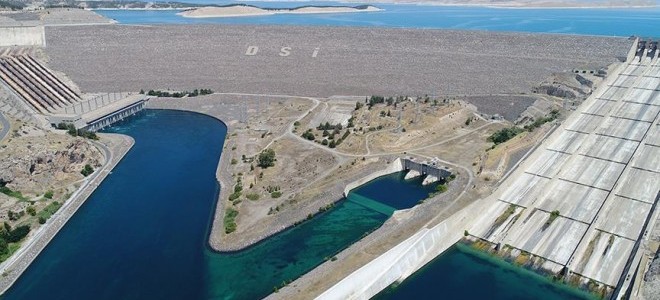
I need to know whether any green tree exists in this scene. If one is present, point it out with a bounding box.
[81,164,94,176]
[257,149,276,169]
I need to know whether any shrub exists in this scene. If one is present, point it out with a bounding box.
[271,191,282,198]
[26,206,36,216]
[246,193,260,201]
[488,127,523,145]
[5,225,30,243]
[223,208,239,234]
[44,190,54,199]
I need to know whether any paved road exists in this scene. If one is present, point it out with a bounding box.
[0,111,10,142]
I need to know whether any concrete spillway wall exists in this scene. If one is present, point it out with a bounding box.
[316,197,486,300]
[402,159,452,180]
[343,158,403,197]
[0,26,46,47]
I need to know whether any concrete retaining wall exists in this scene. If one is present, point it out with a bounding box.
[343,158,403,197]
[316,197,487,300]
[0,26,45,47]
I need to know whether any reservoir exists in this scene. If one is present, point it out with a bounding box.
[2,110,429,299]
[94,1,660,37]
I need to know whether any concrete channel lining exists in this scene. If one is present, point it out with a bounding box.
[535,179,609,224]
[524,150,572,179]
[469,200,525,241]
[546,130,589,154]
[630,144,660,173]
[637,76,660,90]
[565,113,605,134]
[594,196,652,240]
[577,134,639,164]
[505,209,589,265]
[498,173,550,207]
[613,168,660,204]
[557,155,626,191]
[583,99,617,117]
[571,229,635,286]
[610,102,660,122]
[646,124,660,146]
[611,74,638,88]
[594,117,651,141]
[622,88,658,105]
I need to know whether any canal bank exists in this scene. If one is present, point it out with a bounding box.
[0,133,134,295]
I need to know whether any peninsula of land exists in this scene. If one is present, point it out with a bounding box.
[177,5,382,18]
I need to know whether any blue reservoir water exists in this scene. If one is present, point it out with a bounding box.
[95,1,660,37]
[2,109,438,300]
[375,243,594,300]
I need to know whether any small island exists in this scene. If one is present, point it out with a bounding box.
[177,4,382,18]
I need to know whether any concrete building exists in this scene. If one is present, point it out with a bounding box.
[0,24,45,47]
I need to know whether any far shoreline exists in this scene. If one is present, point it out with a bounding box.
[176,4,383,18]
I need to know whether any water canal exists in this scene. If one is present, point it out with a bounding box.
[374,243,594,300]
[2,110,430,300]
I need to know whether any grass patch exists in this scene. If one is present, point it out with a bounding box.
[271,191,282,198]
[37,201,62,221]
[245,193,260,201]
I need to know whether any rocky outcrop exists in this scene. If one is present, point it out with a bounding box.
[0,122,103,195]
[533,72,602,101]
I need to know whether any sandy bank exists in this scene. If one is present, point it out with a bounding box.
[177,5,382,18]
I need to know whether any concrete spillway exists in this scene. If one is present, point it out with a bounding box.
[316,39,658,299]
[422,175,438,186]
[404,170,420,180]
[467,38,660,296]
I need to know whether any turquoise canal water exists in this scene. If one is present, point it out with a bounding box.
[95,1,660,37]
[375,243,594,300]
[2,109,438,300]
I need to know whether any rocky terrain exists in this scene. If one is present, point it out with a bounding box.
[532,68,610,103]
[0,117,103,228]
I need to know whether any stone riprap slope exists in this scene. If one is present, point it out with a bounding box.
[44,25,630,97]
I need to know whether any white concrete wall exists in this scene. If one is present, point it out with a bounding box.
[343,158,403,196]
[316,197,487,300]
[0,26,46,47]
